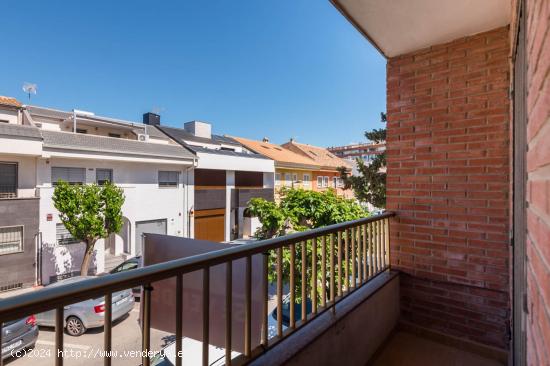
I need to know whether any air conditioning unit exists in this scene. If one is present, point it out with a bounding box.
[137,134,149,142]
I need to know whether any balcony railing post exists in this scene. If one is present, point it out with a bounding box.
[357,226,362,284]
[362,224,367,282]
[337,231,342,297]
[262,252,269,347]
[0,323,3,366]
[56,306,64,366]
[276,247,283,337]
[176,274,183,366]
[321,235,326,308]
[244,256,251,357]
[344,229,349,293]
[141,284,153,366]
[203,268,210,366]
[301,241,307,322]
[385,218,390,269]
[312,238,317,314]
[104,292,112,366]
[350,227,357,289]
[225,262,232,365]
[329,233,335,312]
[289,243,296,329]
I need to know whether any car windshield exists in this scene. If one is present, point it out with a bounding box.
[271,297,313,327]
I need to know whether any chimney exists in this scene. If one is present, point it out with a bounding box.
[184,121,212,139]
[262,137,269,143]
[143,112,160,126]
[290,138,295,143]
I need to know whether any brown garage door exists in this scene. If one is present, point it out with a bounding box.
[194,209,225,242]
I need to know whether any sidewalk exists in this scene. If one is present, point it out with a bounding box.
[0,285,43,300]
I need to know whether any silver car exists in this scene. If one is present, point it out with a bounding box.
[36,276,134,336]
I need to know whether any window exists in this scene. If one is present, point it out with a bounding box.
[303,174,310,186]
[284,173,292,187]
[52,167,86,185]
[323,176,329,188]
[338,178,344,188]
[292,173,298,184]
[317,176,323,188]
[76,128,87,134]
[158,171,179,187]
[96,169,113,185]
[275,173,281,186]
[0,162,17,198]
[108,133,121,138]
[0,226,23,255]
[56,224,80,245]
[333,177,338,188]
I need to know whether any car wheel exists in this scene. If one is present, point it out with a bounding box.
[65,316,86,336]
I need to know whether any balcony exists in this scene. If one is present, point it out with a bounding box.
[0,213,507,365]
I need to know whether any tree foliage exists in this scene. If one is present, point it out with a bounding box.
[53,180,125,275]
[247,188,368,302]
[339,114,387,208]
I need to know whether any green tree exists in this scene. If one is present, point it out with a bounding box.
[53,180,125,276]
[338,113,387,208]
[247,188,368,302]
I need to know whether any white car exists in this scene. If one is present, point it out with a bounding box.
[151,337,240,366]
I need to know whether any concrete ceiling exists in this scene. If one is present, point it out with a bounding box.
[332,0,511,58]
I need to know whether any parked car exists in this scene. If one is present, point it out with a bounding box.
[1,315,39,360]
[109,256,142,299]
[151,337,240,366]
[267,295,312,339]
[36,276,134,336]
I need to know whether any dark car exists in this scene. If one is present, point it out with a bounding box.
[268,295,313,338]
[1,315,39,360]
[110,256,142,299]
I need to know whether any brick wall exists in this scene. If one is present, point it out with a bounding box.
[525,0,550,364]
[386,27,511,349]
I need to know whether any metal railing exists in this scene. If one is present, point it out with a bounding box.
[0,212,394,366]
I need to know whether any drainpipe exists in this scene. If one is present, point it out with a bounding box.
[184,158,197,238]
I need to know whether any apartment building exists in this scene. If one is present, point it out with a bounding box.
[328,141,385,163]
[28,106,196,282]
[230,136,321,199]
[0,97,42,292]
[155,121,275,242]
[282,139,353,198]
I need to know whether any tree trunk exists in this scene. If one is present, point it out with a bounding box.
[80,239,96,276]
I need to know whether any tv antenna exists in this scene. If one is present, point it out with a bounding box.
[22,82,38,101]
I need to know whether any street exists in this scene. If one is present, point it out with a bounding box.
[6,287,281,366]
[6,304,172,366]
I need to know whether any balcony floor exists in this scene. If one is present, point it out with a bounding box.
[369,331,505,366]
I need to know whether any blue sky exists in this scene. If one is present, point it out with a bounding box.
[1,1,386,147]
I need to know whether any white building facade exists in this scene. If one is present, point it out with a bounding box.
[25,106,196,284]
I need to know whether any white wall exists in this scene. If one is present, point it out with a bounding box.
[37,156,192,283]
[0,110,19,124]
[0,155,37,198]
[196,152,275,173]
[0,137,42,156]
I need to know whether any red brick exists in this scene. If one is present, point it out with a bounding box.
[387,26,510,349]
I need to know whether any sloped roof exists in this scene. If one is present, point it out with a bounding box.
[157,126,268,159]
[0,96,22,108]
[42,130,195,160]
[282,141,352,170]
[230,136,320,169]
[156,125,241,147]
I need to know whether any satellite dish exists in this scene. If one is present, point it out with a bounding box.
[22,82,38,101]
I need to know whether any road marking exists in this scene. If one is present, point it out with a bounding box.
[37,340,91,350]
